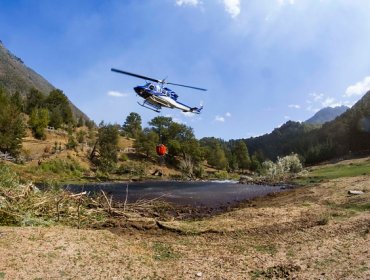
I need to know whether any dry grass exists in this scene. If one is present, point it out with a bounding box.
[1,171,369,279]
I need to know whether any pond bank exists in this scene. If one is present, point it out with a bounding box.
[64,180,289,208]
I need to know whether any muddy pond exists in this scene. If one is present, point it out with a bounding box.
[66,181,289,208]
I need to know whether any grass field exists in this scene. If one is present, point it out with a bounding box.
[295,158,370,185]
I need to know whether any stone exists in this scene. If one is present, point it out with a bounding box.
[348,190,364,195]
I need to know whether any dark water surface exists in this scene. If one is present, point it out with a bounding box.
[66,181,287,208]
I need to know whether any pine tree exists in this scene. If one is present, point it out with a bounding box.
[29,108,50,139]
[0,89,26,156]
[122,112,142,138]
[91,123,119,172]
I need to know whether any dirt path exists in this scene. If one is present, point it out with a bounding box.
[1,176,369,279]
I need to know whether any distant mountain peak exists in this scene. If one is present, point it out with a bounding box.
[304,105,349,125]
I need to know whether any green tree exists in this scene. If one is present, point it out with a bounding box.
[26,88,45,114]
[207,143,228,170]
[134,128,159,158]
[233,140,250,172]
[148,116,172,143]
[45,89,74,126]
[76,130,86,144]
[250,153,262,172]
[77,117,84,127]
[0,89,26,156]
[66,132,78,150]
[200,137,228,169]
[11,91,25,112]
[85,119,95,129]
[49,107,63,129]
[29,108,50,139]
[122,112,142,138]
[91,123,119,172]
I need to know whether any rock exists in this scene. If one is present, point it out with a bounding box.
[151,169,163,176]
[239,175,253,184]
[195,272,203,277]
[348,190,364,195]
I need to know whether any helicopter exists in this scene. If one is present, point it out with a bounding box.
[111,68,207,113]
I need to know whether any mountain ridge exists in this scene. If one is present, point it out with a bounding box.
[244,91,370,163]
[304,105,349,125]
[0,41,89,122]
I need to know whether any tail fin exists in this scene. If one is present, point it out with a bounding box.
[190,105,203,114]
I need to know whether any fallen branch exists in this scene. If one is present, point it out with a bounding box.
[124,184,128,212]
[101,190,113,214]
[70,191,87,198]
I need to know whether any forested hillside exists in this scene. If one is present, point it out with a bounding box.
[245,91,370,164]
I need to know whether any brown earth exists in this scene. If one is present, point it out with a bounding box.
[0,174,369,279]
[14,129,183,183]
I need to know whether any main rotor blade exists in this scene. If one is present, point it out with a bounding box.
[167,82,207,91]
[111,68,160,83]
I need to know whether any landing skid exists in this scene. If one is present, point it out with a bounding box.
[137,101,161,113]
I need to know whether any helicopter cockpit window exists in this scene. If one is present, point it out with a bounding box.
[149,84,155,90]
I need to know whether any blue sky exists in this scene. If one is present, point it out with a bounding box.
[1,0,370,139]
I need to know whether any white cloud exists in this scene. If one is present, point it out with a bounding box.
[176,0,200,7]
[107,91,128,97]
[277,0,296,6]
[215,115,225,122]
[223,0,240,18]
[305,91,350,112]
[284,115,290,119]
[288,104,300,109]
[176,0,240,18]
[225,112,231,117]
[310,92,324,101]
[344,76,370,97]
[321,97,342,107]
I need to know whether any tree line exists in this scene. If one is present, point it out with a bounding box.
[246,91,370,164]
[0,87,94,157]
[5,88,368,174]
[119,112,263,176]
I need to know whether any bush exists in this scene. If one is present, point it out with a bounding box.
[116,161,148,176]
[260,154,303,179]
[39,159,85,176]
[178,155,194,178]
[0,163,20,189]
[214,170,229,180]
[119,153,128,161]
[277,154,303,173]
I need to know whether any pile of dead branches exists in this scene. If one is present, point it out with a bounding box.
[1,164,182,229]
[0,165,177,228]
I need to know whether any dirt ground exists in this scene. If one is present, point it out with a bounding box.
[1,175,369,279]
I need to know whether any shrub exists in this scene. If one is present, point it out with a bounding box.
[260,154,303,179]
[0,163,20,189]
[39,159,85,176]
[178,155,194,178]
[214,170,229,180]
[116,161,148,176]
[119,153,128,162]
[277,154,303,173]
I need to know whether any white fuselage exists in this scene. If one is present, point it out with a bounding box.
[149,95,191,112]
